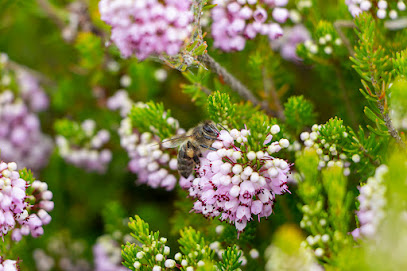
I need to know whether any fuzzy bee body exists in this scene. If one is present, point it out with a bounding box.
[162,120,220,178]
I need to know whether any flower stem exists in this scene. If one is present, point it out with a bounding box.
[198,53,276,116]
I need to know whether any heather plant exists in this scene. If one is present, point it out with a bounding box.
[1,0,407,270]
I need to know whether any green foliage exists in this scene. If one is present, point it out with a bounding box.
[182,67,211,106]
[54,118,86,144]
[178,227,215,270]
[18,168,36,185]
[102,201,128,237]
[284,95,317,135]
[295,149,354,263]
[393,49,407,77]
[217,245,242,271]
[129,102,178,140]
[207,91,236,127]
[123,216,244,270]
[75,32,104,70]
[295,149,323,203]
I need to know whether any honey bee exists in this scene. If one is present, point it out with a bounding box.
[162,120,221,178]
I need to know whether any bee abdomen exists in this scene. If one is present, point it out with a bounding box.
[177,156,194,178]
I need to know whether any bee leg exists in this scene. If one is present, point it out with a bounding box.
[203,134,218,141]
[193,155,200,165]
[200,144,217,151]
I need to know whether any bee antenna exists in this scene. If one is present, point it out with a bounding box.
[216,123,228,132]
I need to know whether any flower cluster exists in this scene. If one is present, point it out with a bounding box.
[302,34,342,56]
[118,117,180,191]
[352,165,388,239]
[0,257,18,271]
[33,234,91,271]
[0,56,53,171]
[346,0,406,19]
[99,0,193,60]
[12,177,54,242]
[93,235,129,271]
[16,71,49,112]
[107,90,134,117]
[211,0,290,51]
[56,119,112,173]
[271,24,311,61]
[300,125,354,176]
[0,161,54,243]
[185,125,291,232]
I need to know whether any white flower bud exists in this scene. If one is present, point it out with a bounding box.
[270,125,280,134]
[250,172,260,182]
[7,162,17,171]
[241,129,249,137]
[352,154,360,163]
[136,252,144,259]
[181,259,188,266]
[231,175,242,184]
[306,236,315,245]
[304,140,314,147]
[186,267,194,271]
[249,249,259,259]
[230,129,240,139]
[322,234,329,242]
[279,139,290,148]
[174,252,182,261]
[389,10,398,19]
[232,151,242,160]
[324,46,333,55]
[133,261,141,269]
[230,185,241,197]
[315,248,324,257]
[243,166,253,176]
[256,151,264,159]
[268,167,279,178]
[165,259,176,268]
[309,44,318,54]
[300,132,310,141]
[377,9,386,19]
[164,246,170,255]
[398,1,406,11]
[247,151,256,160]
[152,266,161,271]
[309,132,318,141]
[215,225,224,234]
[279,160,288,170]
[156,253,164,261]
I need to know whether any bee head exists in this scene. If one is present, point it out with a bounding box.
[202,121,219,137]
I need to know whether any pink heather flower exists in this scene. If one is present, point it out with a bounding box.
[93,236,129,271]
[16,71,49,112]
[352,165,388,239]
[184,126,292,232]
[0,161,53,241]
[0,257,18,271]
[0,90,53,172]
[55,119,112,173]
[211,0,289,51]
[99,0,193,60]
[271,24,311,61]
[119,117,181,191]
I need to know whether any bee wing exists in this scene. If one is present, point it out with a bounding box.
[161,134,192,148]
